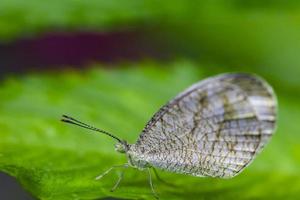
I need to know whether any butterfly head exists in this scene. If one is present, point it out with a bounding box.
[115,140,129,154]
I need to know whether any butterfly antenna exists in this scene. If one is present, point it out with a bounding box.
[61,115,122,143]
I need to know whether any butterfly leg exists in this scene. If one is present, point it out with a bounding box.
[110,165,127,192]
[95,164,128,180]
[147,168,159,199]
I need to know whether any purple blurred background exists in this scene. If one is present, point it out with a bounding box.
[0,31,172,75]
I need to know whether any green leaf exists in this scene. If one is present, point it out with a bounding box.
[0,62,300,199]
[0,0,187,40]
[2,0,300,91]
[1,0,300,40]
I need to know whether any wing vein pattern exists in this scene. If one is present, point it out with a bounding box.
[132,73,277,178]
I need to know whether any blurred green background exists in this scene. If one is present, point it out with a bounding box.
[0,1,300,200]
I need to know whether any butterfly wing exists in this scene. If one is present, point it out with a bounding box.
[133,73,277,178]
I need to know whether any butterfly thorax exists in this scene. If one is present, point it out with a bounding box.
[126,144,150,170]
[114,141,150,170]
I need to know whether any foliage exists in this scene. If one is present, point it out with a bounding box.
[2,1,300,92]
[1,0,300,199]
[0,62,300,199]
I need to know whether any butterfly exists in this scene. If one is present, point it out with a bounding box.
[62,73,277,199]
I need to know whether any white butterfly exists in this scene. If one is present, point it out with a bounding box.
[62,73,277,199]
